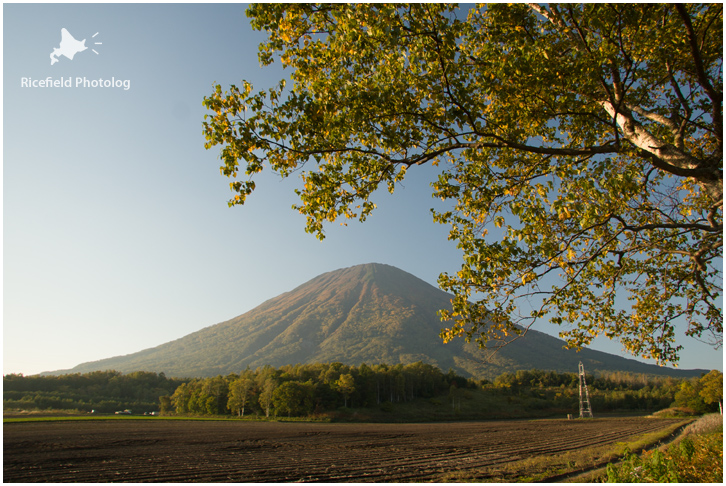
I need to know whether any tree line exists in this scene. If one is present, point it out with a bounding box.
[4,366,721,418]
[164,362,468,418]
[490,369,722,415]
[151,365,726,418]
[3,370,184,414]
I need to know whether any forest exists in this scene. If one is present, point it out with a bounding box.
[3,370,184,414]
[3,364,721,419]
[165,362,467,418]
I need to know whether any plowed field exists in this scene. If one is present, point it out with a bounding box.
[3,417,682,482]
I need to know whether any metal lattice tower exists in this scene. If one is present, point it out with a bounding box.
[578,361,593,418]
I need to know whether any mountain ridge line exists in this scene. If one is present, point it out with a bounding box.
[43,263,708,380]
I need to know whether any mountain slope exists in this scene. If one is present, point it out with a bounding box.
[50,263,706,379]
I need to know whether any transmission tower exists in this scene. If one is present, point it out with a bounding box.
[578,361,593,418]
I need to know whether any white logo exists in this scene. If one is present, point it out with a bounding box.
[21,28,130,90]
[50,28,101,65]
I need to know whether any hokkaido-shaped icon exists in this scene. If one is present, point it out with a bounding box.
[50,28,101,65]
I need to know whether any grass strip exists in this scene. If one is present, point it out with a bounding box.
[4,415,241,424]
[440,418,692,483]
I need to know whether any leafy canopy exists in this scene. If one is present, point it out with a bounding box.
[203,4,723,365]
[698,369,723,408]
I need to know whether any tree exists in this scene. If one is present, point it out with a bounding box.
[674,377,709,413]
[698,370,723,414]
[203,4,722,365]
[258,378,276,418]
[202,376,228,415]
[333,373,356,408]
[159,395,172,415]
[227,377,255,417]
[272,381,313,417]
[170,382,191,414]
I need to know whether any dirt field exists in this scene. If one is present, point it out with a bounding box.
[3,417,683,482]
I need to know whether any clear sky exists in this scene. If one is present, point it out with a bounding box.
[3,2,722,376]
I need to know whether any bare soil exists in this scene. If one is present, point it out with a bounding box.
[3,417,682,482]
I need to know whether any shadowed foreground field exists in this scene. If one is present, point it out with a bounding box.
[3,418,684,482]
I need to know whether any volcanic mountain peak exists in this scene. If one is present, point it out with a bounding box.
[47,263,707,380]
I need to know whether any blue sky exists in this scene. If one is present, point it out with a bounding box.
[3,2,722,376]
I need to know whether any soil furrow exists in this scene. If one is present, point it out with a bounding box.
[4,418,683,482]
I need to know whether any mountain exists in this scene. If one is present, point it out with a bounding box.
[48,263,707,380]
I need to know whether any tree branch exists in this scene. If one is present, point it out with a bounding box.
[674,4,723,141]
[600,100,723,197]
